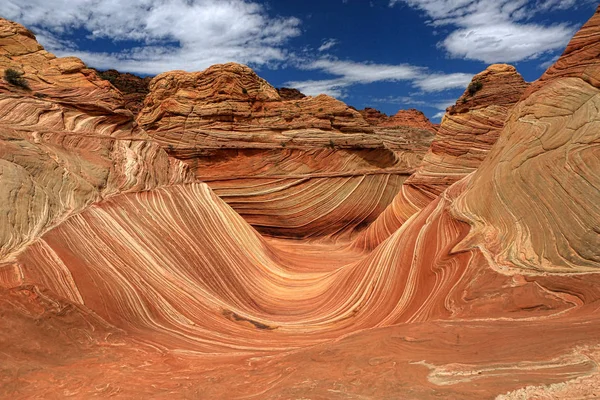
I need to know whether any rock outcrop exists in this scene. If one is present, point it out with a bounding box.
[358,106,389,125]
[453,13,600,274]
[378,108,437,132]
[138,63,434,238]
[0,18,192,260]
[359,107,437,133]
[276,87,306,100]
[95,69,152,114]
[2,6,600,400]
[355,64,529,249]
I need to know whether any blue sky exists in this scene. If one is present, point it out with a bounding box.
[1,0,597,119]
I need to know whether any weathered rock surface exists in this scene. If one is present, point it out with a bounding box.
[138,63,434,238]
[355,63,529,249]
[359,106,437,133]
[95,69,152,114]
[357,106,389,125]
[453,9,600,274]
[1,7,600,400]
[276,86,306,100]
[0,18,192,260]
[379,108,437,132]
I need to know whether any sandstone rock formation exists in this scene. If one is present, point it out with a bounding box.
[0,18,192,261]
[453,19,600,274]
[379,108,437,132]
[276,86,306,100]
[95,69,152,114]
[137,63,434,238]
[359,106,437,133]
[358,106,388,125]
[355,63,529,249]
[1,6,600,400]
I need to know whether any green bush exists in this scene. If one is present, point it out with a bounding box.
[467,80,483,95]
[4,68,30,90]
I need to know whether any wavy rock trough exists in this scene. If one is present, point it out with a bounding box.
[137,63,434,238]
[0,6,600,399]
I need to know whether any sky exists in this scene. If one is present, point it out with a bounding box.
[0,0,597,120]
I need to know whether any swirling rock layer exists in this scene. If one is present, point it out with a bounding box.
[355,64,529,249]
[138,63,434,238]
[0,18,193,260]
[453,8,600,274]
[1,7,600,399]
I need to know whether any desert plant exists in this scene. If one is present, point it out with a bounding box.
[4,68,30,90]
[241,87,248,94]
[325,139,336,149]
[467,80,483,95]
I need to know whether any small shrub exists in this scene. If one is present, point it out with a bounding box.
[4,68,30,90]
[318,107,324,112]
[33,92,48,99]
[98,71,117,84]
[467,80,483,95]
[325,139,336,149]
[241,87,248,94]
[280,141,286,148]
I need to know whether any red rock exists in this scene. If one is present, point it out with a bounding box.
[1,7,600,400]
[138,63,433,239]
[0,17,193,260]
[276,87,306,100]
[354,64,529,249]
[94,69,152,114]
[358,106,389,125]
[378,108,437,133]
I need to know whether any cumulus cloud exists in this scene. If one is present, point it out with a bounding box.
[287,58,473,97]
[0,0,301,74]
[389,0,581,63]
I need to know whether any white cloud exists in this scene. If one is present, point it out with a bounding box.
[413,72,473,92]
[390,0,580,63]
[0,0,301,74]
[286,58,473,97]
[285,78,348,98]
[538,55,560,70]
[318,39,339,52]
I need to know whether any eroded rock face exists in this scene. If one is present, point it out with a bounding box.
[276,87,306,100]
[379,108,437,133]
[355,64,529,249]
[95,69,152,114]
[358,106,389,125]
[0,18,193,260]
[1,7,600,400]
[138,62,434,238]
[453,10,600,274]
[359,107,437,133]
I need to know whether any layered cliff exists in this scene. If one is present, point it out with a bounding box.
[452,11,600,274]
[354,63,529,249]
[138,63,434,238]
[0,18,193,261]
